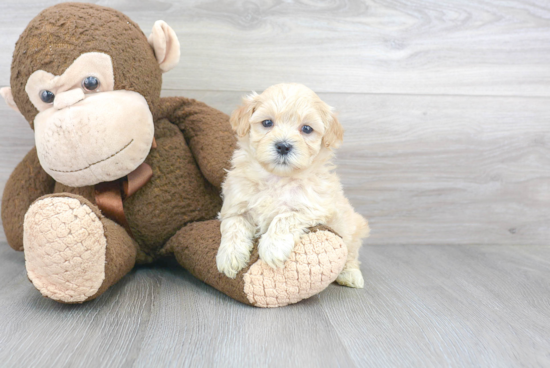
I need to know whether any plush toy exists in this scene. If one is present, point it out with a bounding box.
[0,3,348,308]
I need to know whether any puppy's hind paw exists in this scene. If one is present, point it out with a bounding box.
[336,268,365,288]
[258,233,295,269]
[216,243,251,279]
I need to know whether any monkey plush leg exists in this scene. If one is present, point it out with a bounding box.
[163,220,348,308]
[2,147,55,251]
[23,194,137,303]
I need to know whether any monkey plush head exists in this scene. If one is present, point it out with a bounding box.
[0,3,180,187]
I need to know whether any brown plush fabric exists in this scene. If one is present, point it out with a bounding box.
[85,216,138,302]
[157,97,238,189]
[309,224,341,238]
[10,2,162,128]
[163,219,255,306]
[54,182,96,204]
[122,117,223,256]
[1,147,55,251]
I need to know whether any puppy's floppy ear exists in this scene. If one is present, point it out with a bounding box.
[148,21,180,73]
[321,106,344,149]
[230,92,258,138]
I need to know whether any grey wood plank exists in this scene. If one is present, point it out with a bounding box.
[1,241,549,367]
[131,264,356,368]
[0,246,160,368]
[0,244,356,368]
[319,244,550,368]
[1,0,550,96]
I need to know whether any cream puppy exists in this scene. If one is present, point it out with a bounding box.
[216,83,369,288]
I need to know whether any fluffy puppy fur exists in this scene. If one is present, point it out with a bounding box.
[216,83,369,288]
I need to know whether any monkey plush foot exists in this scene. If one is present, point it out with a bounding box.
[23,194,136,303]
[165,221,348,308]
[243,228,348,307]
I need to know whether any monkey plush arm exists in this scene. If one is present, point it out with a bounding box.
[158,97,236,189]
[1,147,55,251]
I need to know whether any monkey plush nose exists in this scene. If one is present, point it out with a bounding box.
[275,141,293,156]
[53,88,85,110]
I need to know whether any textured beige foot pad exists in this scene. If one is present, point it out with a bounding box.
[24,197,106,303]
[243,230,348,308]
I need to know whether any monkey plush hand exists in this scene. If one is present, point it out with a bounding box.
[0,3,348,307]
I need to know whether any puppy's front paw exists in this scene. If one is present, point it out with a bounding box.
[258,233,295,269]
[336,268,365,288]
[216,240,252,279]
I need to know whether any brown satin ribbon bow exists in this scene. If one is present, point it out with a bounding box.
[94,138,156,237]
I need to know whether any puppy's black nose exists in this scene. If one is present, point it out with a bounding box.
[275,141,293,156]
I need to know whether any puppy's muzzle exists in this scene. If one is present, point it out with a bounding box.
[275,141,293,156]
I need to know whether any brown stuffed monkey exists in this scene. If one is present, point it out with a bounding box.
[0,3,348,307]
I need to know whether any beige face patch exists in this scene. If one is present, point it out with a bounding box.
[25,52,154,187]
[26,52,115,112]
[35,90,154,187]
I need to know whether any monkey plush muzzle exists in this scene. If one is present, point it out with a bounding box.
[34,90,154,187]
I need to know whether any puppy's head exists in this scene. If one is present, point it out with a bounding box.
[230,83,343,176]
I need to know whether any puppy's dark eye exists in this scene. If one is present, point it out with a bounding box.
[301,125,313,134]
[39,90,55,104]
[262,119,274,128]
[82,76,99,91]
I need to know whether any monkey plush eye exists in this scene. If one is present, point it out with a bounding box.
[262,119,274,128]
[301,125,313,134]
[82,76,99,91]
[39,90,55,104]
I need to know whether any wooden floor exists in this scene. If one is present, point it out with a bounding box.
[1,243,549,368]
[0,0,549,367]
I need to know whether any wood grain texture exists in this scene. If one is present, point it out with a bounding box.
[2,0,550,96]
[0,242,549,368]
[0,0,549,366]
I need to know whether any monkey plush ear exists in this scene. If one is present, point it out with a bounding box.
[0,87,21,114]
[148,21,181,73]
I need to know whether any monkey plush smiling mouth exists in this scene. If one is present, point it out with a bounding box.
[28,52,155,186]
[2,29,170,188]
[24,52,155,187]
